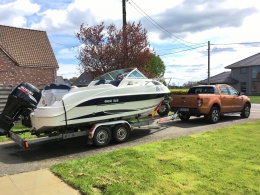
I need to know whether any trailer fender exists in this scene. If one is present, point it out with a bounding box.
[89,120,131,139]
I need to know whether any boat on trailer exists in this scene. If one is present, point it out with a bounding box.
[0,68,170,140]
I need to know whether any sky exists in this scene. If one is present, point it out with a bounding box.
[0,0,260,86]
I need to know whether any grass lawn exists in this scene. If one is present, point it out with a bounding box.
[248,96,260,104]
[51,120,260,195]
[0,125,35,142]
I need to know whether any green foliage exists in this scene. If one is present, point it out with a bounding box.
[182,81,199,88]
[51,120,260,195]
[248,96,260,104]
[69,77,78,84]
[145,55,165,78]
[170,89,189,94]
[0,125,35,142]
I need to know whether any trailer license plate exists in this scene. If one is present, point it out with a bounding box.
[180,108,189,111]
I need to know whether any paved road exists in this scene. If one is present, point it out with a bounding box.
[0,104,259,176]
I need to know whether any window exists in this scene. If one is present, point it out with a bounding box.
[227,86,238,95]
[219,87,229,95]
[251,66,260,93]
[128,70,145,78]
[240,82,246,93]
[188,87,217,94]
[241,67,247,74]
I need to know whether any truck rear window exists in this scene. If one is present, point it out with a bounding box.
[188,87,218,94]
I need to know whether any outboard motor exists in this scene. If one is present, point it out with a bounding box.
[0,82,41,136]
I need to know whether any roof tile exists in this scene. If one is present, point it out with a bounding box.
[0,25,58,68]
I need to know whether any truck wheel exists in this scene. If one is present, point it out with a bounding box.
[157,103,170,117]
[241,103,250,118]
[112,124,130,143]
[208,106,220,124]
[93,126,111,147]
[179,113,190,121]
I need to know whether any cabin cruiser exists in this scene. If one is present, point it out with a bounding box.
[0,68,170,136]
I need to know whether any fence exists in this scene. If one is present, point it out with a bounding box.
[0,85,12,113]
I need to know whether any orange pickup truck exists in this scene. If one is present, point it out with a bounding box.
[170,84,251,123]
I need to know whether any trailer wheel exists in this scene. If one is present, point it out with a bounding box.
[157,103,170,117]
[113,124,130,143]
[179,113,190,121]
[93,126,111,147]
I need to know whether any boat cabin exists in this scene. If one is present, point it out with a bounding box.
[88,68,148,87]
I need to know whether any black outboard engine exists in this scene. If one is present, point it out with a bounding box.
[0,82,41,136]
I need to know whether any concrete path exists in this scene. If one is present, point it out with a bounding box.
[0,169,80,195]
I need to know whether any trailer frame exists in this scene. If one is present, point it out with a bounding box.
[6,111,179,148]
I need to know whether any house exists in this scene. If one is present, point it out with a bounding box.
[0,25,59,87]
[57,76,72,86]
[199,52,260,95]
[73,72,92,87]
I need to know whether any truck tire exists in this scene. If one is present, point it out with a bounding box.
[112,124,130,143]
[179,113,190,121]
[208,106,220,124]
[157,103,170,117]
[93,126,111,147]
[240,103,250,118]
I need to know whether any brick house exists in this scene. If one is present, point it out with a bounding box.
[0,25,59,88]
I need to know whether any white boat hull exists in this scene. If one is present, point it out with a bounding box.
[30,83,168,132]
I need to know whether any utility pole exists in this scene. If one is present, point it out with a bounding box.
[122,0,126,26]
[122,0,127,69]
[207,41,210,85]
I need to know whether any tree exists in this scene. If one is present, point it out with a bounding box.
[69,77,78,84]
[182,81,199,88]
[76,21,154,79]
[144,55,165,78]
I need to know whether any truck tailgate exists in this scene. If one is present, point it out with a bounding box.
[170,95,198,108]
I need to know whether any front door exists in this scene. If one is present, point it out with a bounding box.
[219,86,233,112]
[227,86,243,112]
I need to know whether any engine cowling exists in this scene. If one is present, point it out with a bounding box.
[0,82,41,136]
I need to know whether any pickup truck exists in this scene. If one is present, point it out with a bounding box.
[170,84,251,123]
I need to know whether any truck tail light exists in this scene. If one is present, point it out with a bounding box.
[197,97,203,107]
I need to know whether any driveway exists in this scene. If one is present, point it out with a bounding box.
[0,104,259,176]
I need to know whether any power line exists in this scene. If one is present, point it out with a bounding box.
[129,0,206,47]
[155,41,260,54]
[211,41,260,46]
[50,42,79,48]
[159,44,207,56]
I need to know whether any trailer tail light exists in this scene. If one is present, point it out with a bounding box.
[197,97,203,107]
[89,125,96,138]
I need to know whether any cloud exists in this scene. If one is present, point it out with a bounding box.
[57,63,81,79]
[0,0,40,27]
[56,48,78,60]
[139,0,259,41]
[30,0,123,35]
[200,47,236,56]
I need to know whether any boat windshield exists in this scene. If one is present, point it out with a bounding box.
[94,68,147,81]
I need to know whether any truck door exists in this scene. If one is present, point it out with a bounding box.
[227,86,242,111]
[219,86,233,112]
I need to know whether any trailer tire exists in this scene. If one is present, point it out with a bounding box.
[112,124,130,143]
[157,103,170,117]
[179,113,190,121]
[93,126,111,147]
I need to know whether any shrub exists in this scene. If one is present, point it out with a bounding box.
[170,89,188,95]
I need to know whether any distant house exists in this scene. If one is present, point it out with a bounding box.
[57,76,72,86]
[73,72,92,87]
[199,52,260,95]
[0,25,59,87]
